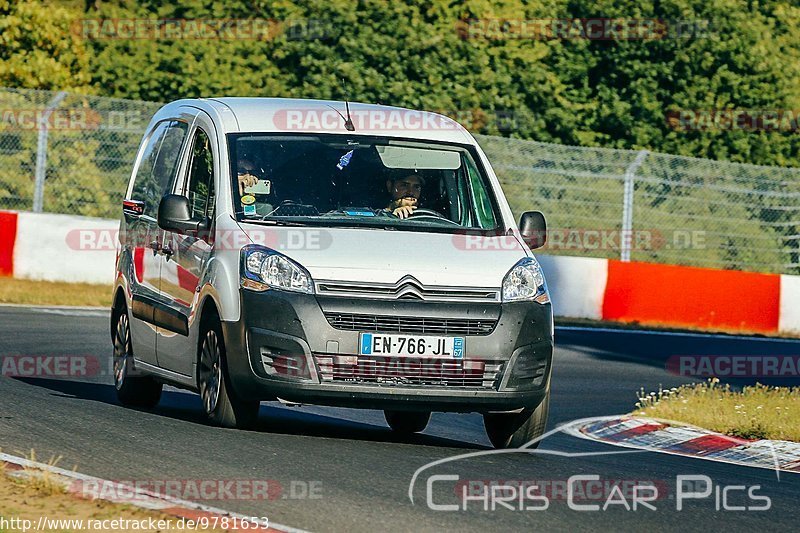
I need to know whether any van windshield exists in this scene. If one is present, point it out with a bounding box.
[228,134,502,232]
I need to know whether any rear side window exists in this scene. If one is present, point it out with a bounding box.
[130,120,188,217]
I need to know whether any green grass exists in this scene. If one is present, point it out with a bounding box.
[0,278,111,307]
[634,379,800,441]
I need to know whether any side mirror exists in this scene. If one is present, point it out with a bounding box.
[519,211,547,249]
[157,194,207,234]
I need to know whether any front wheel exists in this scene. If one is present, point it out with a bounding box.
[483,391,550,449]
[113,311,162,409]
[198,324,260,429]
[384,410,431,434]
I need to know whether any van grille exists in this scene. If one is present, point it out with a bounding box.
[314,355,503,389]
[324,312,497,336]
[315,276,500,303]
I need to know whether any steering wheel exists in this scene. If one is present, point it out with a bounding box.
[408,208,446,218]
[407,208,460,225]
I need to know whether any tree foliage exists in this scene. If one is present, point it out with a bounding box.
[4,0,800,166]
[0,0,92,90]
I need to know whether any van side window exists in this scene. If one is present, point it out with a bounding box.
[130,120,188,217]
[186,129,215,220]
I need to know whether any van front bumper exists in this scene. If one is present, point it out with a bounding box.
[222,289,553,413]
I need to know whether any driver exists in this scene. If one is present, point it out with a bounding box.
[385,173,424,219]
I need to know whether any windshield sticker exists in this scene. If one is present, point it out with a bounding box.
[243,204,257,215]
[344,210,376,217]
[241,194,256,205]
[336,149,354,170]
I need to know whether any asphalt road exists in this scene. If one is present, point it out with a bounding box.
[1,305,798,532]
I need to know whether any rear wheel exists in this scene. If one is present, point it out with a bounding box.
[483,391,550,449]
[113,311,162,408]
[384,410,431,434]
[198,322,260,429]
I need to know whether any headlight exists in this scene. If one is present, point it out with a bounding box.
[502,257,549,303]
[241,245,314,294]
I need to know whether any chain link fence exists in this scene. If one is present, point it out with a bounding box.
[481,135,800,274]
[1,88,797,274]
[0,88,161,218]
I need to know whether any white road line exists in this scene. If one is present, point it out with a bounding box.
[0,303,107,311]
[0,304,108,317]
[36,309,109,318]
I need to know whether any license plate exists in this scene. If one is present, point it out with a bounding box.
[359,333,464,359]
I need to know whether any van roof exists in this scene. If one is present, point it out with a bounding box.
[155,97,477,144]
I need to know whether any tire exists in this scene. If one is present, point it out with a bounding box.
[384,410,431,434]
[483,391,550,449]
[198,322,260,429]
[113,311,162,409]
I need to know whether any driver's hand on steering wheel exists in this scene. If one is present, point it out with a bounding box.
[389,196,419,219]
[392,205,417,219]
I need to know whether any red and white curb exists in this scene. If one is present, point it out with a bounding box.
[0,452,306,532]
[564,416,800,474]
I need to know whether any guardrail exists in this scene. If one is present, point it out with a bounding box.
[2,209,798,336]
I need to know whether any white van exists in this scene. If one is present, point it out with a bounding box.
[112,98,552,448]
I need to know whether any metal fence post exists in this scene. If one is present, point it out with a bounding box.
[620,149,649,262]
[32,91,68,213]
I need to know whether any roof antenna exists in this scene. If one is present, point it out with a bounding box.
[343,100,355,131]
[328,78,355,131]
[340,78,355,131]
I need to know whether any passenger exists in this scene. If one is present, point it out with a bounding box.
[237,158,259,196]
